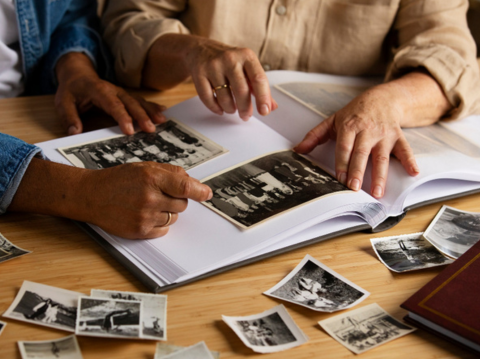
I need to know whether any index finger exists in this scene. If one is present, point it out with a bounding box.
[244,59,274,116]
[157,171,213,202]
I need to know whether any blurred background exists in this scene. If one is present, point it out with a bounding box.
[468,0,480,57]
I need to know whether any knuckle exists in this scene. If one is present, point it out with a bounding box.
[336,141,352,154]
[373,153,390,165]
[178,178,192,197]
[353,146,371,159]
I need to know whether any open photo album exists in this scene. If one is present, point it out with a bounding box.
[35,71,480,292]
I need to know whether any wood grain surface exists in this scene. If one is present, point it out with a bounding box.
[0,81,478,359]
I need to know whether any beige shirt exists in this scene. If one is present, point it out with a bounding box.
[103,0,480,119]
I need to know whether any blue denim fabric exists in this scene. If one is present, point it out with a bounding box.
[15,0,112,95]
[0,133,45,214]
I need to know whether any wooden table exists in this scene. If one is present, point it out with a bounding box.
[0,82,477,359]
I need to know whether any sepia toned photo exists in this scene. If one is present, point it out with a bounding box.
[423,205,480,258]
[202,150,347,228]
[3,281,82,332]
[371,232,454,272]
[319,303,415,354]
[76,297,142,339]
[0,232,31,264]
[264,254,369,312]
[275,82,368,118]
[222,305,308,353]
[157,342,215,359]
[18,335,83,359]
[155,342,219,359]
[91,289,167,340]
[58,119,228,171]
[0,320,6,336]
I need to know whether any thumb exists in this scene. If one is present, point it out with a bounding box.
[293,115,334,154]
[157,171,213,202]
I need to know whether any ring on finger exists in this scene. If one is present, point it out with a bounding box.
[159,211,172,228]
[213,83,229,94]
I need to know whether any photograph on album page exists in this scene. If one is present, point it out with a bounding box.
[0,232,31,264]
[201,150,349,229]
[276,81,480,159]
[91,289,167,341]
[423,205,480,259]
[155,342,216,359]
[222,305,308,353]
[264,254,369,312]
[58,118,228,171]
[371,232,453,273]
[18,335,83,359]
[318,303,415,355]
[76,297,142,339]
[3,281,82,332]
[0,320,5,336]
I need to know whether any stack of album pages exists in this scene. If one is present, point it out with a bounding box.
[35,71,480,292]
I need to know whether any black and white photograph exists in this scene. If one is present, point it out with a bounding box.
[0,320,6,336]
[318,303,415,354]
[371,232,454,272]
[264,254,369,312]
[76,297,142,339]
[275,82,368,118]
[91,289,167,340]
[58,119,228,171]
[202,150,347,228]
[3,281,82,332]
[155,342,220,359]
[18,335,83,359]
[222,305,308,353]
[423,205,480,258]
[0,232,31,264]
[156,342,215,359]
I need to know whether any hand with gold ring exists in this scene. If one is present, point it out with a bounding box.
[143,34,278,122]
[159,211,173,228]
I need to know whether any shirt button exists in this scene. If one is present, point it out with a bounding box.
[262,63,271,71]
[276,5,287,16]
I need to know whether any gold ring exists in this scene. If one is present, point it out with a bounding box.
[213,84,229,91]
[160,212,172,228]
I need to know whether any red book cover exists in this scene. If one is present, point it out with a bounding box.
[400,240,480,348]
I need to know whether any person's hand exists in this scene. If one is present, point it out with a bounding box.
[143,34,278,121]
[294,84,420,199]
[81,162,212,239]
[55,52,166,136]
[9,159,213,239]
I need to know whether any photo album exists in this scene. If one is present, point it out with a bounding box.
[35,71,480,292]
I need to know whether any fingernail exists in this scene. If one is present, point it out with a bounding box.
[349,178,361,191]
[260,104,270,116]
[126,124,134,134]
[68,125,77,135]
[373,185,383,198]
[338,172,347,185]
[241,114,251,122]
[411,164,420,174]
[206,187,213,200]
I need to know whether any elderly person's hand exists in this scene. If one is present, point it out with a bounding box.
[55,52,166,136]
[294,71,452,198]
[143,34,278,121]
[9,159,213,239]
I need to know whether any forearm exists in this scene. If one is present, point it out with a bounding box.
[8,158,91,220]
[379,71,453,128]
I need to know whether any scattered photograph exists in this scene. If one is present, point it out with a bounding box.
[275,82,368,118]
[423,205,480,258]
[0,232,31,264]
[264,254,369,312]
[18,335,83,359]
[91,289,167,340]
[222,304,308,353]
[0,320,6,336]
[371,232,454,272]
[3,281,82,332]
[202,150,347,228]
[58,119,228,171]
[319,303,415,354]
[76,297,142,339]
[156,342,215,359]
[155,342,219,359]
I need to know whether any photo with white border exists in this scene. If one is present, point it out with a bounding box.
[18,335,83,359]
[158,341,215,359]
[155,342,219,359]
[0,320,6,336]
[0,232,31,264]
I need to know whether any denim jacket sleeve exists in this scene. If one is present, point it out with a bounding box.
[0,133,45,214]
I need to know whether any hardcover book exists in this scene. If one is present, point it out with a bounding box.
[35,71,480,292]
[400,240,480,353]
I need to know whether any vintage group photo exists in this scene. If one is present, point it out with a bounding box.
[264,254,369,312]
[202,150,347,228]
[58,119,227,171]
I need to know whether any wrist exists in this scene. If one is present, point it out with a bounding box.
[55,52,99,87]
